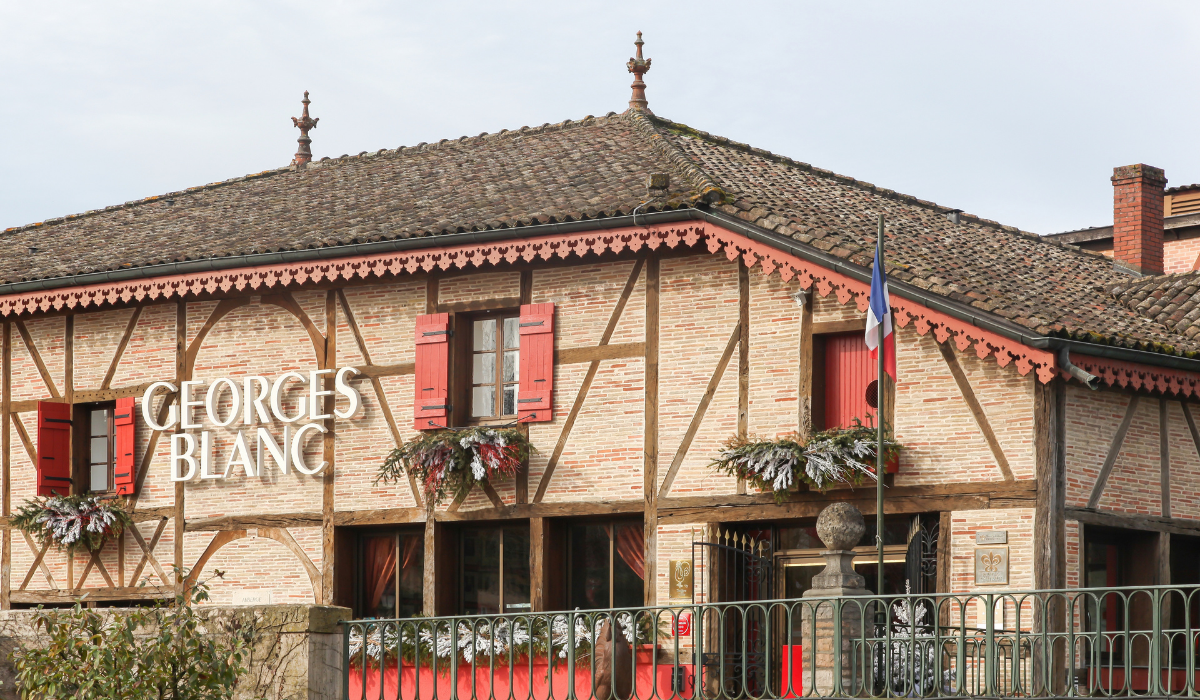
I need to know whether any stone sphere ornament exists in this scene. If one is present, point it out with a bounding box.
[816,502,866,551]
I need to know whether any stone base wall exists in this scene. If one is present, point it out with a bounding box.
[0,604,349,700]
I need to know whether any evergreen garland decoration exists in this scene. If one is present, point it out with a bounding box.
[348,611,671,668]
[376,427,532,505]
[11,494,133,553]
[709,418,901,503]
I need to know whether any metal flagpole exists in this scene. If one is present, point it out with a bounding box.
[875,213,886,597]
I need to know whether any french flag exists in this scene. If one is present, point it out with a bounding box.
[865,244,896,380]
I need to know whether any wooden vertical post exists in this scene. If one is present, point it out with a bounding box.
[1160,399,1171,518]
[1158,530,1172,635]
[322,290,337,604]
[1033,378,1067,693]
[423,276,439,617]
[1,322,10,610]
[64,315,74,404]
[936,511,951,594]
[530,517,545,611]
[1034,379,1066,590]
[517,271,533,505]
[174,301,186,591]
[643,256,659,606]
[797,291,813,439]
[737,260,749,495]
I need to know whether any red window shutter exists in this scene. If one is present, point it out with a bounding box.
[413,313,451,430]
[113,396,136,496]
[518,303,555,422]
[36,402,72,497]
[823,332,876,431]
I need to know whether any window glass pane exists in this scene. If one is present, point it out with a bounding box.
[613,524,644,608]
[462,529,501,614]
[570,524,611,610]
[503,529,531,612]
[503,350,518,382]
[503,317,520,350]
[857,517,911,547]
[473,319,496,352]
[782,563,822,642]
[502,385,517,416]
[472,386,496,418]
[854,561,907,596]
[397,534,425,619]
[90,409,108,435]
[473,353,495,384]
[778,527,821,551]
[90,436,108,464]
[90,463,108,492]
[362,535,399,619]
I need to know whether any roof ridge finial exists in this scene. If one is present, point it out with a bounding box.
[626,31,652,114]
[291,90,319,167]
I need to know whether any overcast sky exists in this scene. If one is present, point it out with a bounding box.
[3,1,1198,235]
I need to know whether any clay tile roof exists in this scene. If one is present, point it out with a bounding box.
[6,109,1200,359]
[1109,272,1200,342]
[650,114,1200,357]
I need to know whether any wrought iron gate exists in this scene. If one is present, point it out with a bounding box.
[692,529,774,696]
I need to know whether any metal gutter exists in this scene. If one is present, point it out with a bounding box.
[7,203,1200,375]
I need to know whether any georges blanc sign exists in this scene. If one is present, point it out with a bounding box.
[141,368,361,482]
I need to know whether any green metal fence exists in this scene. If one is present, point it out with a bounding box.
[342,585,1200,699]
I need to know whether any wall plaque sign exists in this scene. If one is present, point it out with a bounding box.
[233,590,272,606]
[974,547,1009,586]
[975,530,1007,545]
[669,559,694,600]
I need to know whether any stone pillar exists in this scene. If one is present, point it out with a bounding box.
[801,503,870,696]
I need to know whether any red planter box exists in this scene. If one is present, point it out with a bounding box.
[348,649,691,700]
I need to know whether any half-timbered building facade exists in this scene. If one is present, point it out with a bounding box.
[3,42,1200,633]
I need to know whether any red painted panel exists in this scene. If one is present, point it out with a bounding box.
[518,303,554,422]
[37,401,72,496]
[823,332,876,431]
[413,313,451,430]
[113,396,136,496]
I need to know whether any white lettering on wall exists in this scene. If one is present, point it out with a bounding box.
[171,433,198,481]
[147,367,361,483]
[143,381,179,430]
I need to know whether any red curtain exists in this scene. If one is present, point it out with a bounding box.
[615,525,645,580]
[401,535,421,570]
[365,537,398,612]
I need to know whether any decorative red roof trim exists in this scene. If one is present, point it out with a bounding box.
[0,221,1057,381]
[1068,353,1200,399]
[701,225,1058,383]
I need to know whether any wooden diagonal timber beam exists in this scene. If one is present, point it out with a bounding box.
[186,530,242,589]
[261,527,322,601]
[1087,395,1141,509]
[11,413,35,469]
[183,298,250,381]
[337,289,422,508]
[937,340,1015,481]
[657,322,741,499]
[14,320,60,399]
[101,306,143,390]
[19,535,54,591]
[76,550,115,590]
[128,519,170,587]
[480,480,505,508]
[534,256,644,503]
[128,395,175,512]
[261,293,326,368]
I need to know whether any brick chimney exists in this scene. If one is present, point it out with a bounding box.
[1112,164,1167,276]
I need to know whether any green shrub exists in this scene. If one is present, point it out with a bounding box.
[10,571,251,700]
